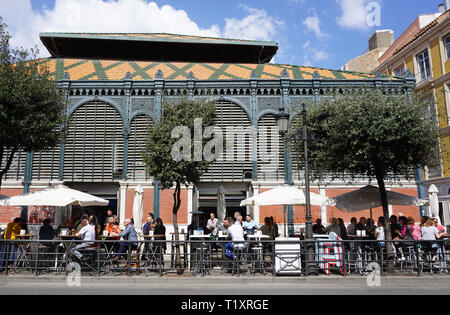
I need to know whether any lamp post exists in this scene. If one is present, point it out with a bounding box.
[276,103,318,275]
[275,108,293,237]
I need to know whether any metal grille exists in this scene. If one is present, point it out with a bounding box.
[257,114,285,181]
[1,149,27,181]
[127,114,154,181]
[202,100,252,182]
[32,148,60,181]
[63,101,124,182]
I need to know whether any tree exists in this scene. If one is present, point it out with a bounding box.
[144,99,216,273]
[0,17,65,186]
[290,87,438,263]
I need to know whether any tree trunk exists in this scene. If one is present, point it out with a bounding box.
[172,180,183,274]
[0,146,17,187]
[374,159,395,272]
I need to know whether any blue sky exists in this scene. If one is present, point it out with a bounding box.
[0,0,444,70]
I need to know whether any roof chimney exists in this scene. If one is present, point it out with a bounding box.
[445,0,450,11]
[368,30,394,51]
[439,3,445,13]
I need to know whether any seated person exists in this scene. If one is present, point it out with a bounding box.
[227,217,246,250]
[0,217,23,268]
[242,215,258,234]
[71,219,96,262]
[324,218,341,237]
[104,217,121,239]
[216,218,229,236]
[113,219,138,262]
[312,219,326,234]
[39,218,55,250]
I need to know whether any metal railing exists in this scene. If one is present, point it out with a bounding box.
[0,238,448,277]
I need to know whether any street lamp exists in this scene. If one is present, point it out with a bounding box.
[275,107,293,236]
[276,103,318,275]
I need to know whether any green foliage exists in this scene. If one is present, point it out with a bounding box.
[290,88,439,180]
[0,17,65,185]
[144,99,216,190]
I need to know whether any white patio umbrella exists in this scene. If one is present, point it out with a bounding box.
[240,185,334,237]
[240,185,332,207]
[428,184,441,225]
[132,185,144,235]
[331,185,429,220]
[0,185,109,207]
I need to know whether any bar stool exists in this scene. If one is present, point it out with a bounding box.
[193,242,211,276]
[232,246,247,275]
[250,246,265,275]
[126,247,140,275]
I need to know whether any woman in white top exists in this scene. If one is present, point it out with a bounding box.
[374,217,385,248]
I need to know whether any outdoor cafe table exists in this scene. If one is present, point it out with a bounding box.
[347,234,370,274]
[188,234,211,269]
[99,235,119,268]
[12,234,36,272]
[55,235,80,271]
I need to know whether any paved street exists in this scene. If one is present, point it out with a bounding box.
[0,276,449,295]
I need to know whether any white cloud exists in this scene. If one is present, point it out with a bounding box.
[301,40,330,65]
[223,5,284,42]
[336,0,371,30]
[1,0,283,57]
[302,12,326,38]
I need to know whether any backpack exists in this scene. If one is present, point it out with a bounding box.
[224,242,234,259]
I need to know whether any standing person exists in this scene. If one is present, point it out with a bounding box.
[206,212,218,234]
[71,219,96,262]
[142,216,154,235]
[347,217,357,236]
[270,217,280,238]
[338,218,348,240]
[153,218,167,253]
[147,212,155,229]
[113,219,138,262]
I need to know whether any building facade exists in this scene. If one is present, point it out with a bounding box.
[0,33,421,233]
[375,9,450,227]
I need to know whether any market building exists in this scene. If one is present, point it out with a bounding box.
[0,32,421,233]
